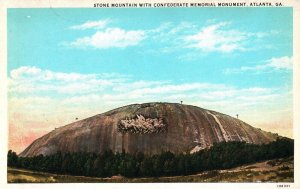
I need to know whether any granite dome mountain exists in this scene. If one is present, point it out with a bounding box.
[20,103,278,157]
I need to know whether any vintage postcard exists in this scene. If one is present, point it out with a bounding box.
[0,0,299,189]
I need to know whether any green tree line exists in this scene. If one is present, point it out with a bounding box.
[7,138,293,178]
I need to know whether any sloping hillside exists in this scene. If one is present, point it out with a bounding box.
[20,103,278,157]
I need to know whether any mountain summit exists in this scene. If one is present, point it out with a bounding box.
[20,103,278,157]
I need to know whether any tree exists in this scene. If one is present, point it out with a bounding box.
[140,158,154,177]
[93,156,105,177]
[61,154,72,174]
[83,158,92,176]
[119,157,138,177]
[7,150,19,167]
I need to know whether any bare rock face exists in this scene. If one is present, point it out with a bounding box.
[20,103,278,157]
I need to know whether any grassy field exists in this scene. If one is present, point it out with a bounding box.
[8,156,293,183]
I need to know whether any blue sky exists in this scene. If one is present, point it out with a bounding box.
[7,8,293,152]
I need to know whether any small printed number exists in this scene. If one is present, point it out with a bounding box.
[277,184,290,188]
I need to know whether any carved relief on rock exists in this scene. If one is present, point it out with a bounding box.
[117,114,167,134]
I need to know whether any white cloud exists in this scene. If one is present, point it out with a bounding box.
[66,18,146,49]
[148,22,173,34]
[9,67,288,114]
[127,83,226,97]
[113,80,169,92]
[69,28,146,49]
[70,19,110,30]
[66,20,274,53]
[183,22,248,53]
[9,66,281,106]
[140,21,279,60]
[148,22,197,41]
[10,66,98,81]
[267,56,293,70]
[224,56,293,74]
[8,66,127,94]
[10,66,42,79]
